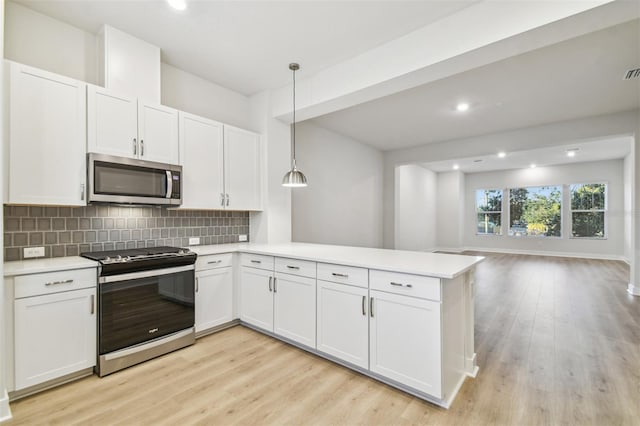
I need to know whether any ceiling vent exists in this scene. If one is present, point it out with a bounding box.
[623,68,640,80]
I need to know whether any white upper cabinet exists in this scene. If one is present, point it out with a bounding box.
[5,61,87,206]
[137,101,179,164]
[87,85,179,164]
[87,85,138,158]
[178,112,224,209]
[224,125,262,211]
[177,115,262,211]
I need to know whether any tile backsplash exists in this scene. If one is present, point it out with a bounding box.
[4,205,250,261]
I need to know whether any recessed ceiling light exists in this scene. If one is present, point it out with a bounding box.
[530,163,536,168]
[167,0,187,10]
[566,148,579,157]
[456,102,470,112]
[498,151,506,158]
[453,164,459,170]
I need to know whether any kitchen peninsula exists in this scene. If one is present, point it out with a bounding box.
[190,242,483,408]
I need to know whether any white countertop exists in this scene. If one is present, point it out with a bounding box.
[3,243,482,279]
[4,256,99,277]
[191,242,483,279]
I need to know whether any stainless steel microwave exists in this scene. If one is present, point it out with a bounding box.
[87,153,182,206]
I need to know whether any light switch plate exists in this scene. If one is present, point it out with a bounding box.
[24,247,45,258]
[188,237,200,245]
[238,234,248,242]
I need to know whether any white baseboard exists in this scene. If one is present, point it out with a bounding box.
[628,283,640,297]
[0,389,12,423]
[433,247,466,254]
[460,246,628,262]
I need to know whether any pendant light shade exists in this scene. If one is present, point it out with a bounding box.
[282,62,308,188]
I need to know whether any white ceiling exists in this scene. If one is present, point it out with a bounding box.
[13,0,478,95]
[311,19,640,151]
[422,137,632,174]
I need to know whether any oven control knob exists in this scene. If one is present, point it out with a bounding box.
[124,256,131,262]
[104,256,111,263]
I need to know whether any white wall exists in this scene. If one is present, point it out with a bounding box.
[436,171,464,251]
[161,63,251,130]
[249,90,291,244]
[624,152,634,264]
[4,1,252,128]
[395,164,437,252]
[292,122,383,248]
[4,1,97,84]
[0,0,8,420]
[463,159,625,259]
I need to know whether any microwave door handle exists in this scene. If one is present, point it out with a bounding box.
[166,171,173,199]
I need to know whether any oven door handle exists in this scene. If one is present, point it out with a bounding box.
[99,264,195,284]
[166,171,173,199]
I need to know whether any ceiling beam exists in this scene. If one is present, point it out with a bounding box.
[272,0,637,123]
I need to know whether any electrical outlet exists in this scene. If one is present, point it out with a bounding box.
[24,247,45,258]
[238,234,248,242]
[188,237,200,245]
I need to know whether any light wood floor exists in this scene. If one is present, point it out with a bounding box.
[6,253,639,425]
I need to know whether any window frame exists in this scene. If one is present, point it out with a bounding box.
[569,182,608,240]
[507,184,563,239]
[475,188,504,236]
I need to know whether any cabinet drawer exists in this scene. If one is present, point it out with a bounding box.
[370,270,440,301]
[196,253,233,271]
[317,263,368,288]
[14,268,97,299]
[275,257,316,278]
[240,253,274,271]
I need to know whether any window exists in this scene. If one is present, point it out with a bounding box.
[570,183,606,238]
[509,186,562,237]
[476,189,502,235]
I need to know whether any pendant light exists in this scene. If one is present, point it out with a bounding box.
[282,63,308,187]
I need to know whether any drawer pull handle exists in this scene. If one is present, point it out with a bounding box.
[90,295,95,315]
[208,260,222,264]
[362,295,366,316]
[45,279,74,286]
[251,260,262,264]
[268,276,273,292]
[332,273,349,278]
[390,282,412,288]
[273,277,277,293]
[370,297,374,318]
[286,265,300,270]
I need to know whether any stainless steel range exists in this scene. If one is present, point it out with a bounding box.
[81,246,197,376]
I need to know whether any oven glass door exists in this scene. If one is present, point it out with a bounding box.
[94,160,168,198]
[99,267,195,354]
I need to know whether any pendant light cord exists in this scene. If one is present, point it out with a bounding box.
[292,66,296,169]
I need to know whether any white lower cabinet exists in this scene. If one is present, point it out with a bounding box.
[239,267,274,331]
[195,267,233,333]
[273,273,316,348]
[369,289,442,398]
[239,256,316,349]
[14,287,96,390]
[316,280,369,369]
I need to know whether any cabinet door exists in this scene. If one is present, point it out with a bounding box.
[137,101,179,164]
[87,85,138,158]
[179,112,224,209]
[369,290,442,398]
[274,273,316,348]
[7,62,86,206]
[239,267,273,331]
[14,288,96,390]
[224,125,262,210]
[195,267,233,333]
[316,280,368,369]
